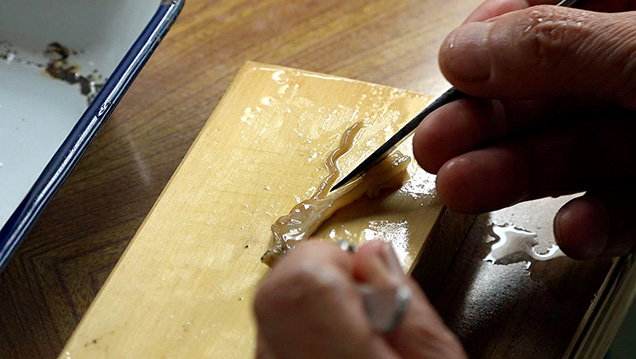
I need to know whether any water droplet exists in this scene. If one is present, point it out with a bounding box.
[483,224,565,268]
[260,96,275,106]
[272,70,288,84]
[240,107,253,123]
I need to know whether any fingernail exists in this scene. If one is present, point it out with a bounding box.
[381,243,404,276]
[368,243,404,287]
[441,22,492,81]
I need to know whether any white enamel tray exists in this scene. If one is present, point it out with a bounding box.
[0,0,184,270]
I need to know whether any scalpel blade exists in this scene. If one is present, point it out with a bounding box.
[330,87,464,191]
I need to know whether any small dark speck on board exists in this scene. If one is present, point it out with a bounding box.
[244,245,249,249]
[84,339,98,347]
[239,297,244,301]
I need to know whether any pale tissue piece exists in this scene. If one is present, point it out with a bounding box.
[262,151,411,266]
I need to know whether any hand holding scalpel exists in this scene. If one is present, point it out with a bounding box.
[330,0,585,192]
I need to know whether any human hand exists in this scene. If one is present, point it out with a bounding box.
[253,240,466,359]
[413,0,636,259]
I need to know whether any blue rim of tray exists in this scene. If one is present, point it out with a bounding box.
[0,0,185,271]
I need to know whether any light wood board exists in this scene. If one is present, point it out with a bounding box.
[58,62,445,358]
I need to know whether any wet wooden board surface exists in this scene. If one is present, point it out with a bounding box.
[57,63,449,358]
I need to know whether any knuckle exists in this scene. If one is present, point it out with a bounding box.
[518,6,589,68]
[515,8,636,108]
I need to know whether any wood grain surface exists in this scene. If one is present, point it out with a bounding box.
[0,1,616,358]
[57,62,451,358]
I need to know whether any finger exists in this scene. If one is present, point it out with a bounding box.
[413,96,587,173]
[354,241,467,359]
[555,188,636,259]
[464,0,635,24]
[414,99,507,173]
[256,331,276,359]
[253,241,397,359]
[434,112,636,213]
[439,6,636,110]
[464,0,558,23]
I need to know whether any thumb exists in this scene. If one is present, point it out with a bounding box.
[439,5,636,110]
[354,241,466,359]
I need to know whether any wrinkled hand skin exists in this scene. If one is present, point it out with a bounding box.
[253,241,467,359]
[413,0,636,260]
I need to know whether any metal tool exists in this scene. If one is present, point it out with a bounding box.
[555,0,585,7]
[359,284,412,333]
[337,240,412,333]
[331,87,464,191]
[330,0,583,192]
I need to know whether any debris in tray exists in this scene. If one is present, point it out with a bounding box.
[43,42,105,104]
[45,60,104,101]
[44,41,70,61]
[0,40,106,105]
[0,41,17,63]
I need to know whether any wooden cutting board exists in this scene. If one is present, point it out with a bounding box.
[58,62,449,358]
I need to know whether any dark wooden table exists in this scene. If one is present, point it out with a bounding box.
[0,1,614,358]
